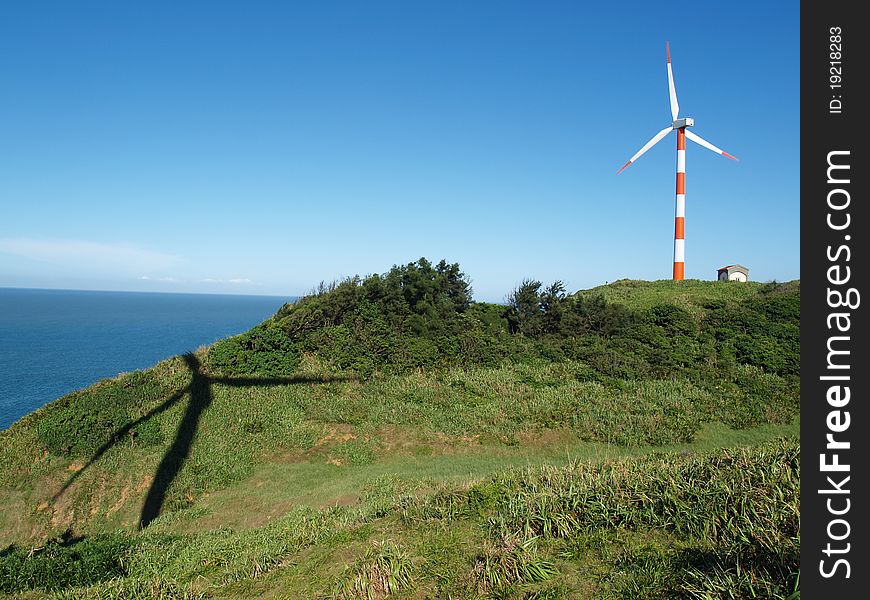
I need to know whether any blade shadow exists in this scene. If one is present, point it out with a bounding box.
[50,352,356,529]
[51,387,187,501]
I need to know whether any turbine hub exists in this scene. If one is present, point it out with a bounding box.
[673,117,694,129]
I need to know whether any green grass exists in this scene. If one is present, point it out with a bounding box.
[0,276,800,598]
[0,358,798,545]
[1,438,799,599]
[576,278,783,312]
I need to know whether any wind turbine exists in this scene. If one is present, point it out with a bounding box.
[617,42,737,281]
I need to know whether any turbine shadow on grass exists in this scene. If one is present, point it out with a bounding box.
[52,353,355,529]
[138,354,211,528]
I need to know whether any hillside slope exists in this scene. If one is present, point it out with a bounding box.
[0,259,800,598]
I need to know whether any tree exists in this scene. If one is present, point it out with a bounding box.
[540,281,567,334]
[505,279,542,335]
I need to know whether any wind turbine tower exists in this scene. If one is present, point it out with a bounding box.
[617,43,738,280]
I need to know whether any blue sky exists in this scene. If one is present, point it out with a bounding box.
[0,1,799,301]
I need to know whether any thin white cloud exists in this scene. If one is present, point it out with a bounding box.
[196,277,254,284]
[0,238,263,289]
[0,237,182,274]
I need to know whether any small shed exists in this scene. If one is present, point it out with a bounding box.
[717,264,749,282]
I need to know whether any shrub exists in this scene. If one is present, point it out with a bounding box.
[208,323,298,377]
[0,534,135,593]
[35,371,169,458]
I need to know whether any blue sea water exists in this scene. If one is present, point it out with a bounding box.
[0,288,290,430]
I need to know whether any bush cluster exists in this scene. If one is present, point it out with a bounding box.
[0,534,134,593]
[205,260,799,435]
[209,258,520,375]
[34,370,171,458]
[502,278,800,428]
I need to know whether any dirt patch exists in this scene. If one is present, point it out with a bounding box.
[370,425,490,457]
[32,449,49,466]
[373,425,579,458]
[375,425,423,453]
[89,477,108,516]
[316,424,358,446]
[50,496,76,530]
[267,424,366,465]
[106,477,134,517]
[136,474,154,492]
[269,448,308,465]
[514,428,578,447]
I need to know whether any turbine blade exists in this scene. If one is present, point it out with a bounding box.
[685,130,739,161]
[667,42,679,121]
[617,126,674,174]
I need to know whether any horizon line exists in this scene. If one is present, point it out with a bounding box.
[0,285,295,299]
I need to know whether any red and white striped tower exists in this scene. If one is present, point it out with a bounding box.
[617,43,737,281]
[673,127,686,280]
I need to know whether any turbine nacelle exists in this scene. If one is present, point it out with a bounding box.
[616,43,737,175]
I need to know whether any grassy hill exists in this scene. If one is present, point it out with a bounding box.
[0,259,800,599]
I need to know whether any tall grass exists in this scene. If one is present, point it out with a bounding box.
[1,439,799,598]
[331,540,416,599]
[402,438,800,598]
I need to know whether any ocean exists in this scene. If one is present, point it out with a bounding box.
[0,288,290,430]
